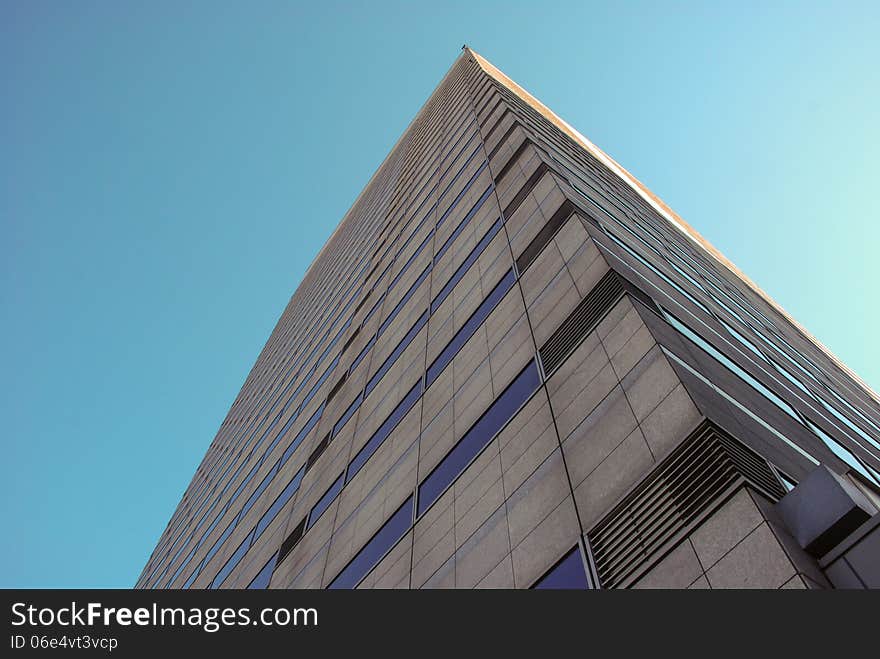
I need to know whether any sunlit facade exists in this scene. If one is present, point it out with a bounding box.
[138,48,880,590]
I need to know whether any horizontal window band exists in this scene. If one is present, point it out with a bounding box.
[417,359,542,518]
[173,105,561,588]
[503,163,554,221]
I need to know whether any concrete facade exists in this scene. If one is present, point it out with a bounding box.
[137,49,880,589]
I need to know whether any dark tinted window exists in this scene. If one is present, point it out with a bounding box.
[365,310,428,397]
[210,528,255,589]
[247,553,277,590]
[328,496,413,589]
[281,402,325,466]
[349,335,376,376]
[426,268,516,387]
[307,472,345,529]
[333,392,363,438]
[347,379,422,483]
[239,459,281,519]
[431,217,502,313]
[418,360,540,517]
[434,185,493,264]
[378,264,432,338]
[254,465,305,540]
[533,547,589,589]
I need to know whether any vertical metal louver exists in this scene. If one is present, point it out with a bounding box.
[538,269,625,376]
[587,421,787,589]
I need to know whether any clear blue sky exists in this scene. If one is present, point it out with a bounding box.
[2,1,878,588]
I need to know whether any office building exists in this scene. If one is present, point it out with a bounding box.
[137,48,880,589]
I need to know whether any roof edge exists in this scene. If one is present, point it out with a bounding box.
[467,47,879,405]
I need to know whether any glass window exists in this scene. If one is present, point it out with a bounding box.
[437,145,481,205]
[426,268,516,388]
[254,465,305,540]
[431,217,503,314]
[347,379,423,482]
[239,460,281,520]
[280,402,325,466]
[389,229,435,293]
[328,496,413,589]
[247,553,277,590]
[210,528,255,589]
[362,291,386,328]
[333,392,364,438]
[167,546,196,588]
[378,263,432,338]
[604,229,711,315]
[767,357,814,400]
[202,519,236,569]
[662,308,802,424]
[721,320,766,362]
[298,353,341,412]
[816,395,880,454]
[365,310,428,398]
[434,186,494,264]
[438,161,489,228]
[532,547,589,589]
[229,461,261,508]
[307,472,345,529]
[662,346,819,466]
[348,334,376,376]
[183,561,200,589]
[805,417,880,486]
[418,360,540,517]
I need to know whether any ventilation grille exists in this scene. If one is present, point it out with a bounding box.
[538,269,624,376]
[587,422,786,589]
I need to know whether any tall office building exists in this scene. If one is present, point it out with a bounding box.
[137,48,880,590]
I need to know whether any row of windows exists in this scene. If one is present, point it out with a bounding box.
[211,72,479,473]
[170,153,505,588]
[327,360,542,589]
[532,546,590,589]
[155,256,373,564]
[531,123,880,478]
[149,258,370,576]
[143,89,490,585]
[192,70,479,494]
[662,307,880,487]
[594,213,880,479]
[189,64,876,587]
[238,256,519,588]
[486,85,880,456]
[144,77,480,580]
[485,83,880,491]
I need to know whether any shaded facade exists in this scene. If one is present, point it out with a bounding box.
[137,49,880,590]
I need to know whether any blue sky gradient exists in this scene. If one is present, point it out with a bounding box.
[2,1,878,587]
